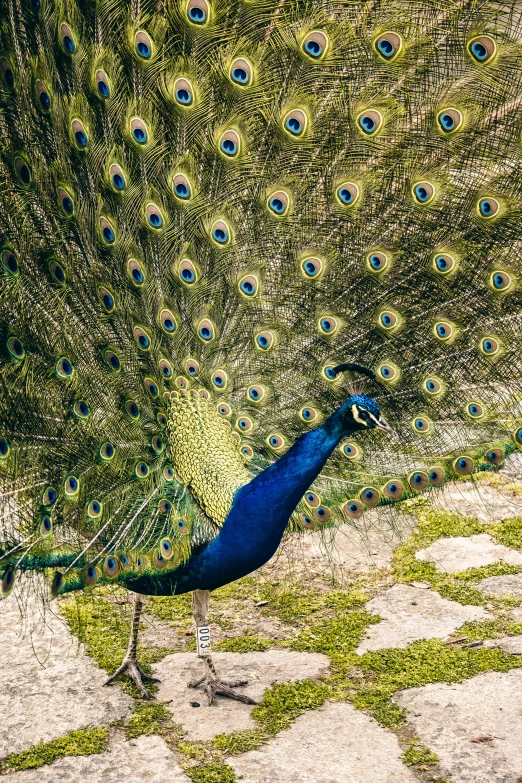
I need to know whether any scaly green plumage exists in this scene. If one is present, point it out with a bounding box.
[1,0,522,603]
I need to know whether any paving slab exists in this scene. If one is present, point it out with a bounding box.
[356,584,488,654]
[415,534,522,573]
[0,596,132,757]
[228,701,416,783]
[431,482,522,521]
[154,650,329,741]
[394,669,522,783]
[483,635,522,654]
[478,572,522,598]
[3,733,189,782]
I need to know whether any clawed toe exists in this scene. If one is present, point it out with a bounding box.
[104,657,160,699]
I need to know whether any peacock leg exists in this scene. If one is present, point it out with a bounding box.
[188,589,256,706]
[104,592,160,699]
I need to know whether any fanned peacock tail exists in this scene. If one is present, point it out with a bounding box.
[1,0,522,601]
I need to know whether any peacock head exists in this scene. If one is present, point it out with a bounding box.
[343,394,393,434]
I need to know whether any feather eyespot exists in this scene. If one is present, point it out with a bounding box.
[1,249,18,275]
[199,389,210,400]
[437,108,463,134]
[302,31,328,59]
[40,514,52,536]
[71,119,88,149]
[237,416,253,432]
[185,359,199,377]
[135,31,153,59]
[97,285,115,312]
[383,480,404,500]
[374,31,402,61]
[359,487,380,507]
[151,435,165,453]
[7,336,25,361]
[103,556,120,577]
[413,181,435,204]
[230,57,252,86]
[51,572,63,596]
[103,349,120,372]
[174,77,193,106]
[378,310,398,330]
[197,318,215,342]
[73,400,90,418]
[490,270,512,291]
[313,506,331,523]
[64,475,79,496]
[478,197,500,218]
[56,356,74,377]
[175,376,188,389]
[466,402,484,418]
[239,275,259,297]
[284,109,307,137]
[173,173,192,200]
[256,331,274,351]
[96,70,110,98]
[433,253,456,274]
[480,336,499,355]
[211,220,230,245]
[1,569,15,595]
[413,416,431,433]
[454,456,474,475]
[36,81,51,112]
[187,0,209,24]
[157,412,168,427]
[135,461,149,478]
[268,190,289,216]
[160,538,174,558]
[130,118,149,145]
[428,467,444,486]
[319,316,337,334]
[268,433,284,449]
[378,363,398,381]
[134,326,151,350]
[60,24,76,54]
[49,260,66,284]
[336,182,360,207]
[14,157,31,186]
[323,365,339,381]
[160,358,173,379]
[164,465,174,481]
[42,486,57,506]
[299,513,315,530]
[301,257,323,278]
[341,442,360,459]
[160,309,177,334]
[99,442,115,461]
[125,399,140,420]
[0,438,9,460]
[247,385,264,402]
[467,35,496,64]
[1,59,15,90]
[158,498,171,515]
[241,444,254,458]
[212,370,228,389]
[343,499,364,519]
[83,565,100,587]
[220,130,240,158]
[177,518,189,535]
[300,407,317,423]
[484,448,503,465]
[304,491,320,508]
[366,251,388,272]
[58,188,74,215]
[423,377,443,395]
[109,164,126,191]
[87,500,103,518]
[409,471,429,490]
[434,321,454,341]
[513,427,522,448]
[100,217,116,245]
[145,378,159,397]
[357,110,382,135]
[128,259,145,286]
[179,259,197,284]
[217,402,231,415]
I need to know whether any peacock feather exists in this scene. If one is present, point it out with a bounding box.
[1,0,522,605]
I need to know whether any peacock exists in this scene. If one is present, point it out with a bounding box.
[2,0,522,705]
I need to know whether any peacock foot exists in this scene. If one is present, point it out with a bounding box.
[188,656,257,706]
[104,656,160,699]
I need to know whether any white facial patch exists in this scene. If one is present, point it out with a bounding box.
[351,403,380,427]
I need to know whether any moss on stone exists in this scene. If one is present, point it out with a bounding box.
[124,701,173,740]
[213,729,266,755]
[453,617,522,642]
[492,516,522,550]
[252,679,330,735]
[0,728,108,774]
[185,762,237,782]
[401,737,439,768]
[214,634,273,653]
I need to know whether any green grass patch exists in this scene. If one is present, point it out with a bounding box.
[185,763,237,783]
[213,729,266,755]
[0,728,108,774]
[124,701,172,740]
[252,679,330,735]
[453,617,522,643]
[214,634,273,653]
[492,516,522,550]
[401,737,439,768]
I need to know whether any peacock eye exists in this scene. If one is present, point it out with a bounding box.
[145,378,159,397]
[158,498,171,514]
[428,467,445,486]
[360,487,380,507]
[174,77,193,106]
[15,157,31,186]
[466,402,484,418]
[490,270,512,291]
[367,251,388,272]
[424,377,442,395]
[83,565,100,587]
[164,465,174,480]
[1,249,18,275]
[478,197,499,218]
[379,310,398,330]
[61,24,76,54]
[248,385,265,402]
[160,538,174,558]
[211,220,230,245]
[319,317,337,334]
[130,118,149,145]
[197,318,215,342]
[341,442,359,459]
[485,448,503,465]
[434,321,454,341]
[104,556,120,577]
[64,475,79,496]
[134,326,151,350]
[454,456,473,475]
[177,518,189,534]
[268,433,284,449]
[71,119,88,149]
[1,59,15,91]
[237,416,253,432]
[36,81,51,112]
[467,35,496,64]
[42,486,57,506]
[409,471,429,490]
[220,130,240,158]
[151,435,165,453]
[300,407,317,422]
[437,108,463,134]
[100,217,116,244]
[357,110,382,135]
[87,500,103,518]
[125,399,140,419]
[301,257,323,278]
[160,358,173,378]
[378,363,397,381]
[135,31,153,59]
[173,173,192,201]
[98,285,115,312]
[0,438,9,460]
[99,442,115,460]
[374,31,402,61]
[256,331,274,351]
[104,349,120,371]
[49,260,66,284]
[40,514,53,535]
[176,376,188,389]
[179,259,197,284]
[299,513,315,529]
[302,31,328,59]
[135,461,149,478]
[230,58,252,86]
[413,181,435,204]
[433,253,456,274]
[160,309,177,334]
[128,259,145,286]
[187,0,209,25]
[480,336,499,355]
[56,356,74,377]
[73,400,90,418]
[336,182,360,207]
[58,188,74,215]
[383,480,404,499]
[109,164,126,191]
[268,191,289,217]
[96,70,110,98]
[239,275,259,297]
[218,402,231,416]
[284,109,307,137]
[7,336,25,361]
[343,499,364,519]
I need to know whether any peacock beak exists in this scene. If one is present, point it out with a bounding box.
[375,417,394,435]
